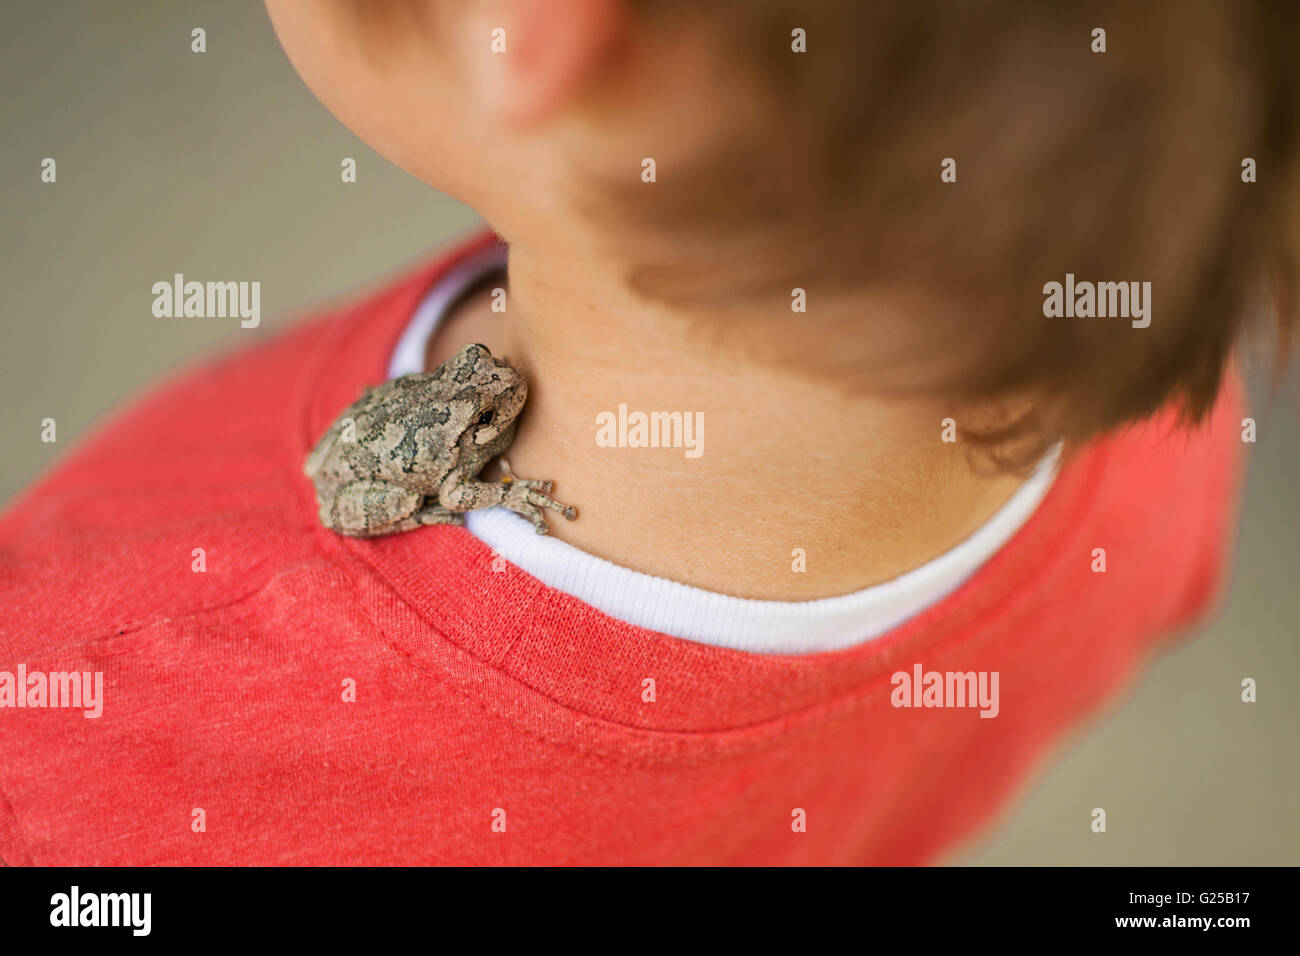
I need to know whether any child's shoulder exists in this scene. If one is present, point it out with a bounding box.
[0,248,460,663]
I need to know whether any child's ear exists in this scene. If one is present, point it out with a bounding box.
[472,0,626,125]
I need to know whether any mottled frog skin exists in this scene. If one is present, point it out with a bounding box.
[304,343,576,537]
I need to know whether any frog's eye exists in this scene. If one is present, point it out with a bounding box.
[477,410,495,426]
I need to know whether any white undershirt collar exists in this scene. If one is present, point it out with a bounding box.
[388,242,1060,655]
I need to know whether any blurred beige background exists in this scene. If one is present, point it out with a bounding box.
[2,1,1296,864]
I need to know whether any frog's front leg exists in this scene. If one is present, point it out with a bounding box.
[437,461,577,534]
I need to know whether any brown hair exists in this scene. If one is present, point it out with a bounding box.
[599,0,1300,467]
[338,0,1300,468]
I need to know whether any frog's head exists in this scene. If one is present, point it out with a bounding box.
[450,343,527,456]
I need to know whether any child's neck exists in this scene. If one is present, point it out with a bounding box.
[428,240,1030,601]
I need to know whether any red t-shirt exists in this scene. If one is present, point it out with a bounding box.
[0,233,1244,865]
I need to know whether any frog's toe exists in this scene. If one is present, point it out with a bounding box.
[511,502,551,534]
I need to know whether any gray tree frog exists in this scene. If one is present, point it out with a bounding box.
[304,343,577,537]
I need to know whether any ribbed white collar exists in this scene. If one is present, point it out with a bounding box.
[388,242,1059,654]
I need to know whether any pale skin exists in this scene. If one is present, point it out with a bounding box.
[266,0,1030,601]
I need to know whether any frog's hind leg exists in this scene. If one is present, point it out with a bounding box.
[324,479,424,538]
[411,501,465,529]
